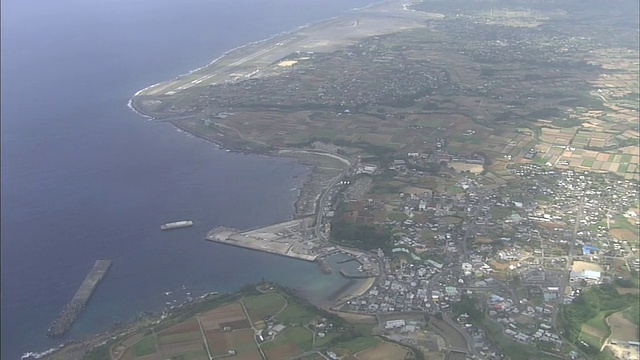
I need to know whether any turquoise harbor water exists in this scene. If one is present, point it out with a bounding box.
[1,0,374,358]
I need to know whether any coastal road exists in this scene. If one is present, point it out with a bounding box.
[314,173,344,241]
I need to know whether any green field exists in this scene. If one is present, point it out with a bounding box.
[581,158,595,167]
[445,185,464,194]
[481,317,538,360]
[277,303,317,326]
[618,163,630,173]
[491,207,513,219]
[244,293,286,322]
[132,336,156,357]
[579,331,602,348]
[417,118,449,127]
[388,212,408,222]
[352,323,377,335]
[534,194,553,202]
[314,332,342,347]
[421,228,436,240]
[340,336,380,354]
[584,311,610,334]
[611,215,639,235]
[263,326,314,351]
[620,154,633,163]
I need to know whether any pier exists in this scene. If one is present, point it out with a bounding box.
[206,218,322,262]
[47,260,112,337]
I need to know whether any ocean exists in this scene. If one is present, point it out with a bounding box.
[0,0,374,358]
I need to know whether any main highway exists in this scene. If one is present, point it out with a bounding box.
[551,196,584,330]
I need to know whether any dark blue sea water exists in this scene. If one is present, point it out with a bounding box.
[1,0,373,358]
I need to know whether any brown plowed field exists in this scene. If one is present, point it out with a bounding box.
[219,319,251,330]
[204,330,229,356]
[231,349,263,360]
[205,329,258,357]
[610,229,638,242]
[264,344,303,360]
[609,312,639,342]
[159,340,205,357]
[226,329,257,350]
[158,318,200,336]
[199,303,246,331]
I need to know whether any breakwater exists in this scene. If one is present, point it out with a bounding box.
[316,257,332,274]
[339,269,376,279]
[337,257,357,264]
[47,260,112,337]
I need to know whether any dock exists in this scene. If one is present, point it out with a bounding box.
[206,218,323,262]
[47,260,112,337]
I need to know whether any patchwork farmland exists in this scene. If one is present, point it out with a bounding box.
[108,287,410,360]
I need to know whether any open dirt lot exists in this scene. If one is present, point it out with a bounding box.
[607,343,640,360]
[571,260,605,273]
[489,260,517,270]
[356,341,411,360]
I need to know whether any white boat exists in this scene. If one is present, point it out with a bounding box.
[160,220,194,230]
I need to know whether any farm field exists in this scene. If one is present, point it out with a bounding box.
[106,287,417,360]
[243,293,287,324]
[580,322,606,348]
[609,311,639,342]
[262,326,313,359]
[276,303,317,326]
